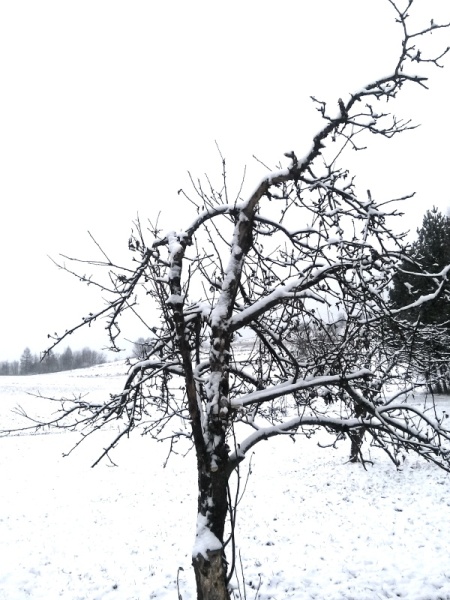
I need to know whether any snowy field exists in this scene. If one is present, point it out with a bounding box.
[1,363,450,600]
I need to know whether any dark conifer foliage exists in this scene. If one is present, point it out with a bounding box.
[390,207,450,326]
[390,207,450,393]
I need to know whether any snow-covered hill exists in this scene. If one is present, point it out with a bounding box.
[0,365,450,599]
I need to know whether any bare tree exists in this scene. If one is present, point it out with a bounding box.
[131,337,155,360]
[4,3,450,599]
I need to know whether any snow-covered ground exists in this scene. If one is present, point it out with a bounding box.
[1,364,450,599]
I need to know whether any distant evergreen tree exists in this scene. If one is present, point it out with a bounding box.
[0,361,10,375]
[19,347,34,375]
[390,207,450,392]
[41,350,59,373]
[10,361,19,375]
[60,346,74,371]
[80,347,93,368]
[390,207,450,326]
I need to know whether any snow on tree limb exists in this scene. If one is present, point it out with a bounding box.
[230,369,373,408]
[6,3,450,596]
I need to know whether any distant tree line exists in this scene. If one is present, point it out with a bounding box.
[0,346,106,376]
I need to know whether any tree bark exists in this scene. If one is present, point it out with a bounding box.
[193,550,230,600]
[192,456,231,600]
[349,428,365,463]
[349,401,366,463]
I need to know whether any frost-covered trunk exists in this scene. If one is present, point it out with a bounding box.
[164,233,231,598]
[191,206,257,599]
[192,453,230,600]
[349,429,365,463]
[192,333,233,599]
[349,400,366,463]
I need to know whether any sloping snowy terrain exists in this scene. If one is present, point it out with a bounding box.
[0,363,450,599]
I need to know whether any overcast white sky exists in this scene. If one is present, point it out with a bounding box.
[1,0,449,362]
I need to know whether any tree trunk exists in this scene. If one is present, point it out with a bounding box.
[349,429,364,463]
[193,550,230,600]
[349,401,366,463]
[192,456,231,600]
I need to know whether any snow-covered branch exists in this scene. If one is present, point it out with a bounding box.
[231,369,373,409]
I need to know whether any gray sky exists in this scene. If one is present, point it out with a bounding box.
[1,0,449,362]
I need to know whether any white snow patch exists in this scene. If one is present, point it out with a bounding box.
[192,513,222,560]
[166,293,184,305]
[1,369,450,599]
